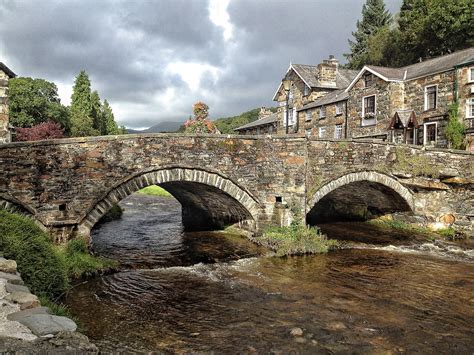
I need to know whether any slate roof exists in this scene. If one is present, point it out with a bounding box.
[298,89,348,111]
[368,47,474,81]
[0,62,16,78]
[389,110,419,129]
[234,113,278,131]
[291,64,358,89]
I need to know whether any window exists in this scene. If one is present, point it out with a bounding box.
[423,122,437,145]
[334,124,343,139]
[289,86,294,100]
[469,67,474,83]
[424,85,437,110]
[304,84,310,96]
[466,98,474,118]
[318,127,326,138]
[364,73,374,87]
[305,111,312,121]
[305,128,312,136]
[336,102,343,116]
[363,95,376,116]
[319,106,326,119]
[362,95,376,126]
[268,126,273,134]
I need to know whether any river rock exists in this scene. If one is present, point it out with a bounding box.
[0,258,17,274]
[0,271,24,285]
[5,283,30,294]
[15,314,77,336]
[5,291,40,310]
[7,307,51,322]
[290,327,303,336]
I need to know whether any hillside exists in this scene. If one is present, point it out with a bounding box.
[213,107,277,134]
[127,121,182,134]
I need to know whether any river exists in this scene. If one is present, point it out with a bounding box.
[63,194,474,353]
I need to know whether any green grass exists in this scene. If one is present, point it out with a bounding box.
[0,210,117,314]
[259,222,338,257]
[137,185,172,197]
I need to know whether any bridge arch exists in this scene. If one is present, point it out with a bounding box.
[77,167,260,236]
[306,171,414,224]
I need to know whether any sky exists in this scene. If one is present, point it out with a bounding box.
[0,0,402,129]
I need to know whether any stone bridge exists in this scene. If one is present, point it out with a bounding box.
[0,134,472,242]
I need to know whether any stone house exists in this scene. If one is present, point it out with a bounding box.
[0,62,16,144]
[233,107,278,135]
[271,57,358,134]
[344,47,474,148]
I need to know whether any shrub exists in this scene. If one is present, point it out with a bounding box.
[16,120,65,141]
[0,210,69,298]
[260,221,338,256]
[445,103,466,149]
[137,185,172,197]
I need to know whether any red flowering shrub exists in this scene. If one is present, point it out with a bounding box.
[16,121,65,141]
[184,102,217,134]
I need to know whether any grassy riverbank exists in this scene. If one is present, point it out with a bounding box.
[256,222,338,256]
[137,185,172,197]
[0,210,117,312]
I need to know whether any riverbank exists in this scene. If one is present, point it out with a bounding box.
[0,256,97,352]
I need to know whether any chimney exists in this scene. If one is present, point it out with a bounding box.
[0,63,15,144]
[259,107,271,119]
[317,55,338,88]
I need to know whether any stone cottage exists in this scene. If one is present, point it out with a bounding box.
[344,47,474,147]
[0,62,16,144]
[233,107,278,135]
[271,56,358,134]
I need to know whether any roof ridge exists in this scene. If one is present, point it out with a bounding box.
[401,47,474,70]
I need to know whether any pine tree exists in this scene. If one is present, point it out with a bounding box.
[70,71,99,137]
[344,0,392,69]
[90,90,105,135]
[102,99,121,135]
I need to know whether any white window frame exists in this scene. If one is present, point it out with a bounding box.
[318,127,326,138]
[469,67,474,83]
[466,98,474,118]
[335,102,343,116]
[361,94,376,126]
[423,122,437,146]
[424,84,438,111]
[334,124,343,139]
[305,110,312,121]
[319,106,326,119]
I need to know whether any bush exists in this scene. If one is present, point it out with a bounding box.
[260,221,338,256]
[445,103,466,149]
[0,210,69,298]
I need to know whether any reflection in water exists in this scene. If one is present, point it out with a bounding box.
[64,194,474,353]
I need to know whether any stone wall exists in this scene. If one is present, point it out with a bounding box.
[0,134,307,241]
[0,69,11,144]
[302,101,346,138]
[306,138,474,234]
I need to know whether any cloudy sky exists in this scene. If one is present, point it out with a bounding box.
[0,0,401,129]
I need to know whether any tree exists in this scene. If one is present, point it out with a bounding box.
[70,70,99,137]
[101,99,122,135]
[16,121,65,141]
[344,0,392,69]
[8,77,70,132]
[184,102,217,134]
[90,90,105,134]
[445,103,466,149]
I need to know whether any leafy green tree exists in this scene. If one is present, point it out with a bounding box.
[445,103,466,149]
[70,70,99,137]
[8,77,70,132]
[344,0,392,69]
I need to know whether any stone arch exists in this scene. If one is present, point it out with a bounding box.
[77,167,260,236]
[0,196,48,231]
[307,171,414,224]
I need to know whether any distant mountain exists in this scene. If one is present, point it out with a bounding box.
[126,121,182,134]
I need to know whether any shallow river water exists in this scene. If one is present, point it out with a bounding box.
[64,194,474,354]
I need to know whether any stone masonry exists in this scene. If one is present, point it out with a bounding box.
[0,64,15,144]
[0,134,472,241]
